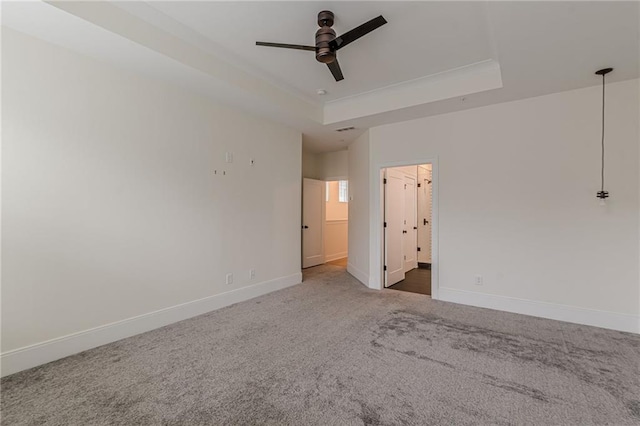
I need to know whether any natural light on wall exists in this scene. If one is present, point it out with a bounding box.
[326,180,349,203]
[326,180,348,221]
[338,180,348,203]
[325,180,349,263]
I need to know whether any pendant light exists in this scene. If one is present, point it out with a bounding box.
[595,67,613,205]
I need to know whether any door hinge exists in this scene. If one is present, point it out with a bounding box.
[383,178,387,184]
[383,222,387,228]
[404,184,407,189]
[417,247,421,251]
[417,183,421,188]
[384,265,387,271]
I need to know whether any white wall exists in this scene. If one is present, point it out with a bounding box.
[1,29,303,372]
[347,131,370,285]
[302,149,348,181]
[302,149,321,179]
[318,150,348,180]
[351,79,640,332]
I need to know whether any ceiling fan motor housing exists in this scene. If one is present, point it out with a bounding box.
[315,11,336,64]
[315,26,336,63]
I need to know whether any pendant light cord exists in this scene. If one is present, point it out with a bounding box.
[600,73,605,193]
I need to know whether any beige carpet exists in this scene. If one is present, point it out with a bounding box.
[2,263,639,425]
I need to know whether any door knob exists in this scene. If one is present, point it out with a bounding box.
[402,230,407,234]
[302,225,309,229]
[423,218,429,225]
[413,226,417,230]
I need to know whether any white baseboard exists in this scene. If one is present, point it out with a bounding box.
[439,287,639,334]
[325,252,348,262]
[347,263,369,287]
[1,272,302,377]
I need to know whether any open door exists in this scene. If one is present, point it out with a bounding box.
[302,178,325,268]
[384,169,405,287]
[403,175,417,273]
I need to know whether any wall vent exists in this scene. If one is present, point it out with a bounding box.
[335,126,355,132]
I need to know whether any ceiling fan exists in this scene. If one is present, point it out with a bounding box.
[256,10,387,82]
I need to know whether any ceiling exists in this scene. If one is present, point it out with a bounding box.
[3,1,639,153]
[140,1,496,102]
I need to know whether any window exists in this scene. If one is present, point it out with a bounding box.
[338,180,348,203]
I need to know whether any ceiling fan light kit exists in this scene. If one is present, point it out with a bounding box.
[256,10,387,82]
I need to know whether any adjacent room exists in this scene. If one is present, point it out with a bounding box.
[383,164,433,295]
[324,179,349,265]
[2,1,639,425]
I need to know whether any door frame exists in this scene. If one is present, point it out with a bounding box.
[416,165,433,264]
[375,158,439,299]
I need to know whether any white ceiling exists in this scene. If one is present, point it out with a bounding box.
[3,1,639,153]
[141,1,496,102]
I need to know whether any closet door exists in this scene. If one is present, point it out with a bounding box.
[384,169,405,287]
[403,175,418,273]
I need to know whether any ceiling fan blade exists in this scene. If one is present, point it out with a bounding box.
[327,58,344,82]
[330,15,387,51]
[256,41,315,51]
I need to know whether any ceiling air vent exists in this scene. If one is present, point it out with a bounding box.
[336,126,355,132]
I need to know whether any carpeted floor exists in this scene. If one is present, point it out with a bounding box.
[2,263,640,425]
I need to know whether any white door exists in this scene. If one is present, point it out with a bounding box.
[417,166,432,263]
[302,178,325,268]
[384,169,405,287]
[403,175,417,273]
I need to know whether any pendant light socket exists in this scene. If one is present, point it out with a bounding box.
[595,68,613,76]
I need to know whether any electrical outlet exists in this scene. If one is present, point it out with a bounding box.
[249,269,256,279]
[475,275,483,286]
[226,273,233,285]
[249,158,255,166]
[225,152,233,163]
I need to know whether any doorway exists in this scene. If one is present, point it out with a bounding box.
[302,178,348,269]
[383,164,433,295]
